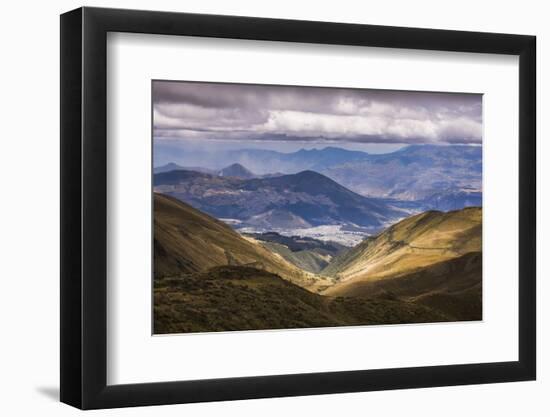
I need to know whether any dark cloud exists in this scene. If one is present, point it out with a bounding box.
[153,80,482,144]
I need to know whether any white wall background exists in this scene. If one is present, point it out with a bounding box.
[0,0,546,415]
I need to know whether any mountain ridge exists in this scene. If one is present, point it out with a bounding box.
[154,192,331,291]
[154,144,482,208]
[322,206,482,296]
[154,168,401,231]
[217,162,255,179]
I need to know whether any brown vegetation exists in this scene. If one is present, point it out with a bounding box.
[154,266,449,334]
[153,193,482,333]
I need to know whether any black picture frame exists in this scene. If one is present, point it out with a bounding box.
[60,6,536,410]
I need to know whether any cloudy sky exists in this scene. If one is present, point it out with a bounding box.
[153,80,482,147]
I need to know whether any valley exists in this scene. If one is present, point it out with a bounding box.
[244,232,348,274]
[154,193,334,291]
[153,186,482,333]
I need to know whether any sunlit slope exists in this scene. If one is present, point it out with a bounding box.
[154,193,330,290]
[322,207,481,296]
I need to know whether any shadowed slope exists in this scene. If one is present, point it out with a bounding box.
[154,266,449,334]
[325,252,482,320]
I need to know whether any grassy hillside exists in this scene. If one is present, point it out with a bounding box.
[325,252,482,320]
[321,207,482,321]
[154,265,449,334]
[154,193,332,291]
[323,207,481,286]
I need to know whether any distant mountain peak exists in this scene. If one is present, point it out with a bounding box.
[274,170,345,188]
[294,146,366,155]
[226,162,246,168]
[153,163,216,175]
[153,162,185,174]
[322,146,367,154]
[290,170,352,188]
[217,163,255,179]
[154,162,184,173]
[294,169,325,178]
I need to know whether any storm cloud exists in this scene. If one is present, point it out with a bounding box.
[153,81,482,145]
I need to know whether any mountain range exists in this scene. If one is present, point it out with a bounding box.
[153,143,483,332]
[154,169,403,232]
[321,145,482,201]
[154,144,482,205]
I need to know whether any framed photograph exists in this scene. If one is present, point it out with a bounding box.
[60,7,536,409]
